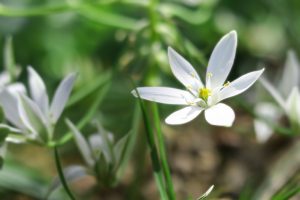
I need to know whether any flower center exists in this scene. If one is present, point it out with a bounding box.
[199,87,212,101]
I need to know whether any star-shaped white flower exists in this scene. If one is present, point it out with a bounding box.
[256,50,300,142]
[0,66,76,143]
[132,31,264,126]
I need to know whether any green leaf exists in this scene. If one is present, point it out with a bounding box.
[66,71,111,108]
[134,87,168,200]
[158,3,211,25]
[0,160,49,199]
[113,132,130,168]
[0,106,5,123]
[77,4,139,30]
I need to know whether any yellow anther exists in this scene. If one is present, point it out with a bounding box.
[223,81,230,87]
[199,87,212,101]
[186,85,192,90]
[207,72,213,78]
[191,72,196,78]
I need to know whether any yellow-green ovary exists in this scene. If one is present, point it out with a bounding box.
[199,88,211,101]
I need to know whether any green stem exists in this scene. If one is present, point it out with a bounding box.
[152,103,176,200]
[137,93,168,200]
[54,146,76,200]
[0,4,72,16]
[148,0,158,42]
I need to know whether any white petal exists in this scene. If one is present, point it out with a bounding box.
[28,67,49,115]
[5,83,26,94]
[0,71,11,87]
[204,103,235,127]
[254,102,282,143]
[206,31,237,89]
[0,89,26,130]
[260,77,285,109]
[278,50,299,96]
[66,119,95,167]
[6,135,26,144]
[0,124,22,134]
[165,106,203,125]
[197,185,214,200]
[132,87,195,105]
[18,94,48,141]
[286,87,300,125]
[168,47,203,92]
[50,73,76,123]
[219,69,264,101]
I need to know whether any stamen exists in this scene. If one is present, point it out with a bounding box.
[206,72,213,88]
[223,81,230,87]
[191,72,196,78]
[186,85,192,90]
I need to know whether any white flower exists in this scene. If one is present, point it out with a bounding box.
[256,50,300,141]
[197,185,214,200]
[66,119,129,185]
[132,31,264,126]
[0,66,76,143]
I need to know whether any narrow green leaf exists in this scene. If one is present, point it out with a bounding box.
[158,3,211,25]
[134,87,168,200]
[152,103,176,200]
[78,4,138,30]
[66,71,111,108]
[113,133,130,168]
[0,161,48,198]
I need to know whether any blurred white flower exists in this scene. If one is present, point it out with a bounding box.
[132,31,264,126]
[197,185,214,200]
[66,119,129,185]
[0,66,76,144]
[256,50,300,142]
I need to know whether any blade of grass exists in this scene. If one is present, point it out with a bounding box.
[54,146,76,200]
[136,90,168,200]
[152,103,176,200]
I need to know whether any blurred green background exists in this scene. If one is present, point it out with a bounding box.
[0,0,300,199]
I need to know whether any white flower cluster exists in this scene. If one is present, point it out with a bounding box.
[255,51,300,142]
[0,67,76,144]
[66,119,129,185]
